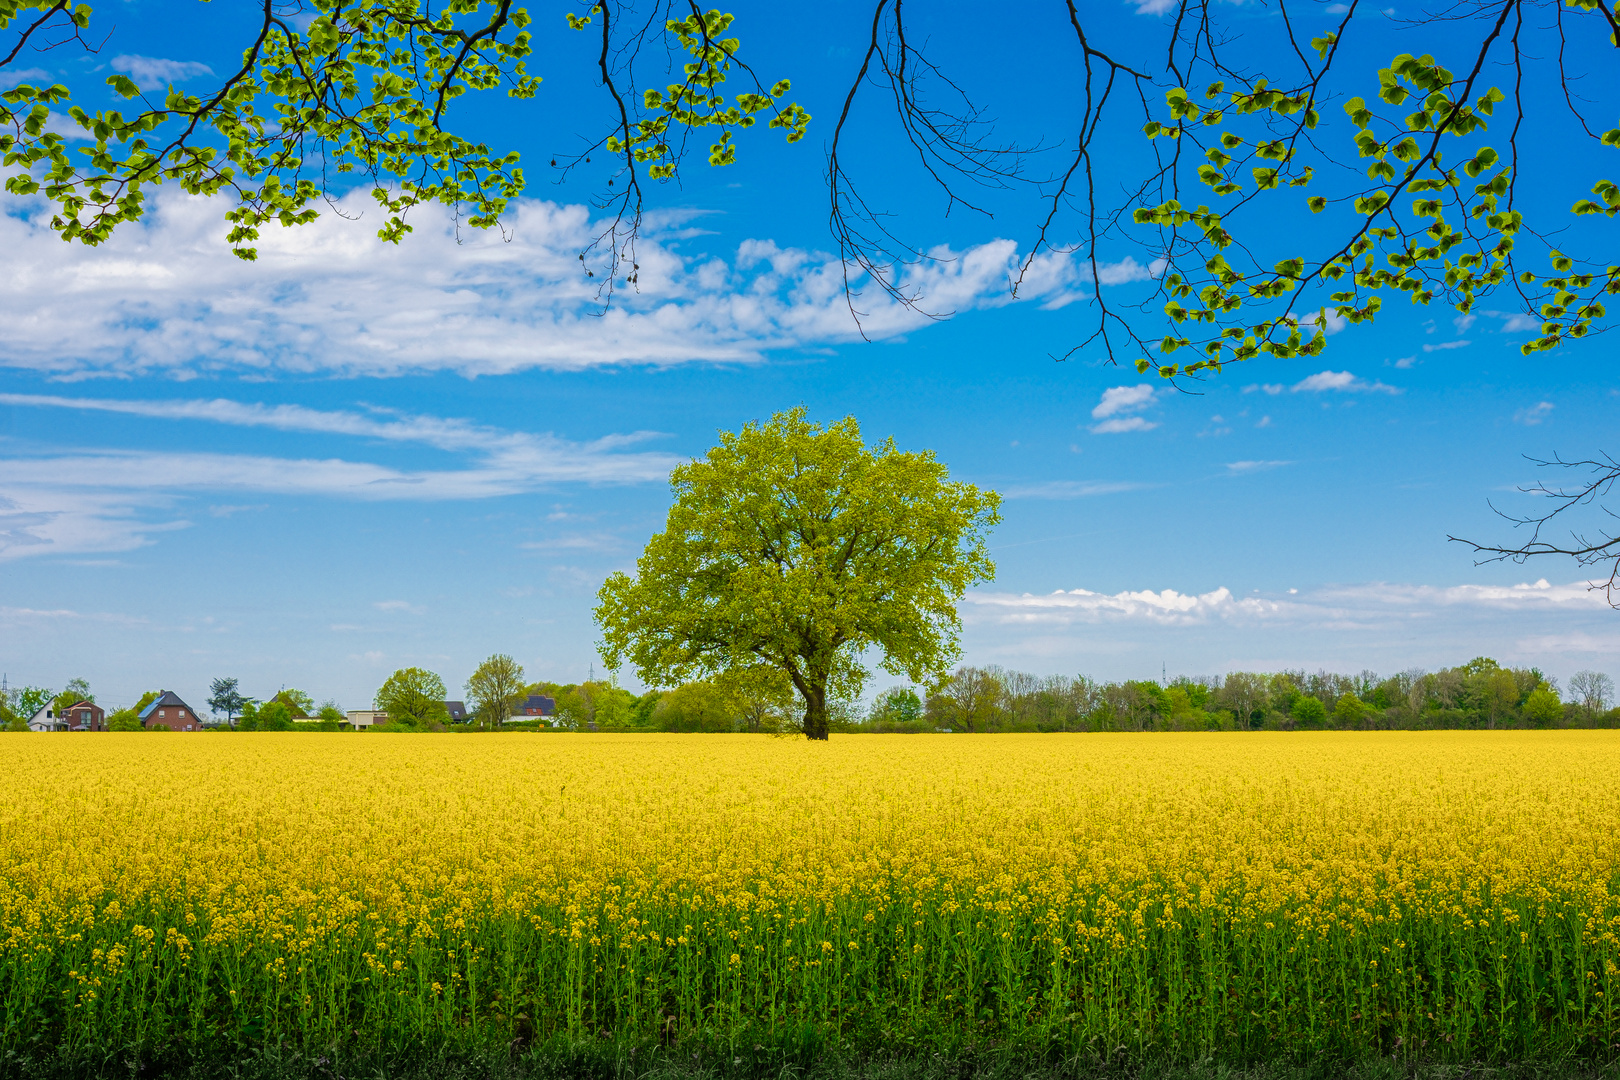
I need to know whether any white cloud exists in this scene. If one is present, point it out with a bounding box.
[1312,579,1607,609]
[372,600,423,614]
[1001,480,1149,499]
[0,67,51,90]
[0,395,680,561]
[1092,385,1156,418]
[966,577,1609,630]
[1090,416,1159,434]
[1089,384,1159,432]
[1421,339,1471,353]
[1132,0,1178,13]
[1091,256,1166,286]
[518,533,620,550]
[1393,356,1417,369]
[0,189,1090,379]
[109,55,215,91]
[1226,460,1292,473]
[1514,401,1554,425]
[1243,383,1284,395]
[969,586,1283,626]
[0,393,668,468]
[1291,370,1400,394]
[1315,308,1349,335]
[207,503,267,518]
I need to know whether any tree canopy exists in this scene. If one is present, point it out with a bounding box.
[208,677,248,726]
[595,407,999,740]
[374,666,449,728]
[4,1,1614,365]
[465,654,526,730]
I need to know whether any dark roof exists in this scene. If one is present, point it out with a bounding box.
[520,694,556,716]
[138,690,196,719]
[443,700,468,720]
[269,691,311,718]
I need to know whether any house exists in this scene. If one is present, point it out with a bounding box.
[347,710,388,729]
[268,690,312,719]
[61,700,106,731]
[138,691,203,731]
[515,694,556,719]
[27,705,66,732]
[444,700,468,722]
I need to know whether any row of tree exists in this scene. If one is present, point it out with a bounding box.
[13,657,1611,736]
[876,659,1618,734]
[205,679,347,729]
[363,655,1620,735]
[0,679,95,730]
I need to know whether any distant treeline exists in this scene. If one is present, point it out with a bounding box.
[865,659,1619,733]
[536,658,1620,734]
[10,659,1611,735]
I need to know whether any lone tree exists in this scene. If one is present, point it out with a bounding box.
[208,677,248,728]
[595,408,999,740]
[465,654,526,730]
[374,667,449,729]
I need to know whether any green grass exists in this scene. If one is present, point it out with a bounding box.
[6,1036,1620,1080]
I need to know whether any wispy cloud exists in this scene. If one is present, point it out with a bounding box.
[1291,370,1400,394]
[1484,311,1539,333]
[1092,416,1159,434]
[1226,460,1292,473]
[0,67,50,90]
[518,533,621,550]
[1090,256,1167,286]
[1421,339,1471,353]
[0,395,680,561]
[109,55,214,91]
[966,577,1609,630]
[1001,480,1149,500]
[0,189,1093,379]
[1243,383,1284,395]
[1514,401,1554,425]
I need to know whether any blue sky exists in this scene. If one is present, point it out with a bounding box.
[2,0,1618,713]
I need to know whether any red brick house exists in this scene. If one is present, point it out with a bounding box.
[61,700,106,731]
[138,691,203,731]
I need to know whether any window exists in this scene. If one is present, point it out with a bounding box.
[178,710,187,718]
[158,709,166,717]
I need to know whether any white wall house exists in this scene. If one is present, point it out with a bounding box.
[346,710,388,729]
[27,705,65,732]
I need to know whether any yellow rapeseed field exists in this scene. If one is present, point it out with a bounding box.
[2,732,1618,1060]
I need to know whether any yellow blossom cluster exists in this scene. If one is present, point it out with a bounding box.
[2,732,1617,1058]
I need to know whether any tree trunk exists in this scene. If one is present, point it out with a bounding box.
[801,682,830,740]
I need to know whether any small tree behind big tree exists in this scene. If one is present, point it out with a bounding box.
[466,654,527,731]
[595,408,1000,741]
